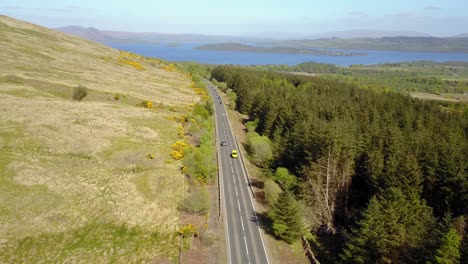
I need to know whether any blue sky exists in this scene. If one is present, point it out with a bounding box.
[1,0,467,36]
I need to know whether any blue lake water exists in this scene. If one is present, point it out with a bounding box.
[108,43,468,66]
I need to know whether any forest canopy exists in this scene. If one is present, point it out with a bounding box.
[211,65,467,263]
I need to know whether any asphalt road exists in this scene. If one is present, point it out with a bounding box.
[206,82,269,264]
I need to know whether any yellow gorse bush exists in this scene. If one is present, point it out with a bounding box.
[178,223,198,237]
[194,89,208,101]
[118,58,145,70]
[162,63,177,72]
[144,101,153,108]
[118,51,146,70]
[192,83,208,102]
[193,88,204,95]
[177,125,184,139]
[171,141,188,160]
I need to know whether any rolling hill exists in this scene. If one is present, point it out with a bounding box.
[452,33,468,38]
[196,43,367,56]
[54,25,263,44]
[302,29,431,39]
[0,15,197,262]
[266,36,468,53]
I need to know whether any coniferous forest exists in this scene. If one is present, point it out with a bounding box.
[211,65,467,263]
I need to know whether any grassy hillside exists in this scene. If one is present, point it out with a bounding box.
[0,15,199,262]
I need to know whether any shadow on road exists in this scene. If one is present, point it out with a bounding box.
[250,211,275,237]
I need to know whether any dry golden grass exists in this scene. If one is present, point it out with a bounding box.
[0,15,195,106]
[0,15,198,262]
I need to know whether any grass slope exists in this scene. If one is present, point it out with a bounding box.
[0,15,197,262]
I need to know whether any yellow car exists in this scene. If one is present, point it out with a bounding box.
[231,150,238,158]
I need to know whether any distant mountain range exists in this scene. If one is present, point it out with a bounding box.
[243,29,433,39]
[56,26,440,43]
[265,37,468,53]
[54,26,263,44]
[303,30,432,39]
[54,26,468,53]
[452,33,468,38]
[196,43,367,56]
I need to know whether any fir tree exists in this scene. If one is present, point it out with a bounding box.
[341,188,433,263]
[434,227,461,264]
[269,191,303,243]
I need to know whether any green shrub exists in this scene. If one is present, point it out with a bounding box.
[273,167,297,190]
[217,82,228,92]
[179,187,210,214]
[72,85,88,101]
[246,132,272,167]
[193,102,210,119]
[227,90,237,107]
[183,145,216,182]
[264,179,282,206]
[245,119,258,133]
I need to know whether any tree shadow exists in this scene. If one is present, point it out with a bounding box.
[311,235,344,264]
[250,211,275,237]
[241,116,253,131]
[249,178,264,189]
[310,223,347,264]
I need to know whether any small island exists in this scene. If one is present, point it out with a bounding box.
[196,43,367,56]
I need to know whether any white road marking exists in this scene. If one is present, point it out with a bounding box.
[208,84,232,264]
[244,236,251,264]
[209,82,268,264]
[216,88,271,264]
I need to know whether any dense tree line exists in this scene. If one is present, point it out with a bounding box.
[211,65,467,263]
[248,61,468,94]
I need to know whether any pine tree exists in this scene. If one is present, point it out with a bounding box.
[210,65,468,262]
[434,227,461,264]
[269,191,303,243]
[341,188,433,263]
[340,195,386,263]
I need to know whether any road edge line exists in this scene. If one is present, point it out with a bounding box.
[209,80,271,264]
[205,80,231,264]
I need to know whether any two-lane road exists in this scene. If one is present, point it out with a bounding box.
[206,82,269,264]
